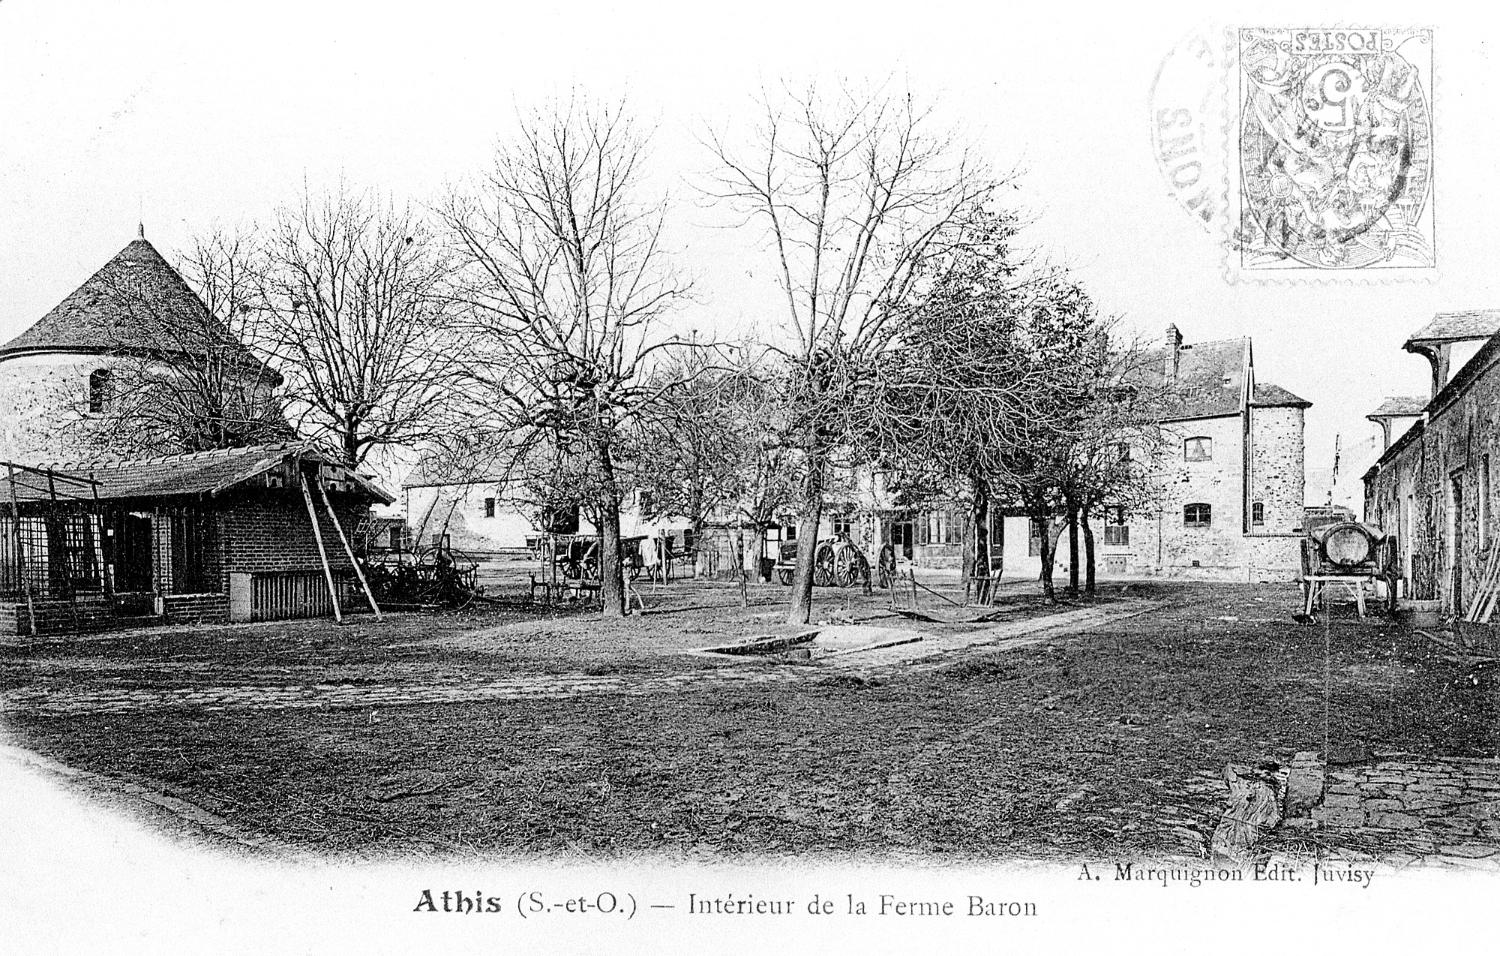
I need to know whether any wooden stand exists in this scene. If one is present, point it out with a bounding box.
[1301,574,1373,618]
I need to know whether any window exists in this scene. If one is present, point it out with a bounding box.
[784,524,796,541]
[483,497,496,518]
[1184,503,1212,529]
[1028,518,1045,557]
[832,516,852,537]
[1184,436,1212,462]
[1103,506,1129,546]
[87,369,113,413]
[1252,501,1265,526]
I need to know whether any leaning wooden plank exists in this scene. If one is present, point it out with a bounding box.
[1470,544,1500,622]
[299,475,343,624]
[316,479,382,622]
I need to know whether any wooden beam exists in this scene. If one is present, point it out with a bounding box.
[299,474,343,624]
[315,480,382,622]
[5,464,37,636]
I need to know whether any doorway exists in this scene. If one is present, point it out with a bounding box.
[888,515,915,560]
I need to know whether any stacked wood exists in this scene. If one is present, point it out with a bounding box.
[1464,543,1500,624]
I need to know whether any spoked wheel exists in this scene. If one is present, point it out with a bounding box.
[777,568,794,586]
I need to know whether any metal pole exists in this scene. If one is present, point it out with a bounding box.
[315,479,381,621]
[299,471,343,624]
[6,464,38,636]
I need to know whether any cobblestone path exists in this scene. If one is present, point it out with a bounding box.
[1304,755,1500,866]
[0,668,809,717]
[1,602,1162,717]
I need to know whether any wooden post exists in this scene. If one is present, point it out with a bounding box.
[6,465,38,636]
[91,474,113,601]
[316,479,382,622]
[299,473,343,624]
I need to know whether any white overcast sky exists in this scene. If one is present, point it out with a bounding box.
[2,0,1497,480]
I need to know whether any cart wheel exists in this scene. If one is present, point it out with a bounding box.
[813,566,831,587]
[835,564,857,588]
[777,569,793,586]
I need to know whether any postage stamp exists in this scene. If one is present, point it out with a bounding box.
[1230,27,1435,276]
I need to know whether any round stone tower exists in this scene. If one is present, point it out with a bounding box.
[0,234,284,461]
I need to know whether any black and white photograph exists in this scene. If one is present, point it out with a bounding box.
[0,2,1496,953]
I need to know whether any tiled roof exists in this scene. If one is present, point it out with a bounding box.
[0,237,279,382]
[1404,309,1500,346]
[1251,382,1312,408]
[4,442,393,504]
[1134,337,1248,419]
[1367,396,1427,418]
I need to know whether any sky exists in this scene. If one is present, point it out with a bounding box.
[2,0,1497,486]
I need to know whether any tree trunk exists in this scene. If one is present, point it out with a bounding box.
[1082,506,1097,596]
[594,441,627,617]
[735,519,748,608]
[1032,495,1058,604]
[786,460,824,625]
[969,473,992,606]
[1066,500,1080,596]
[994,507,1006,582]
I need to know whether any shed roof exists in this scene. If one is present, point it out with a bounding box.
[1366,396,1427,419]
[0,236,279,383]
[1403,309,1500,348]
[4,442,393,505]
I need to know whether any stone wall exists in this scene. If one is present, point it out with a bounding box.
[0,352,283,462]
[1366,341,1500,613]
[1249,405,1306,535]
[0,353,114,460]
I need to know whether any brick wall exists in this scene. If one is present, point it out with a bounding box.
[163,592,229,625]
[0,595,113,638]
[219,495,365,582]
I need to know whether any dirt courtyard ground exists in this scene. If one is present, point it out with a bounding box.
[1,577,1497,865]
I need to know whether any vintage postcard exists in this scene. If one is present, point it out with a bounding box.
[1,2,1496,955]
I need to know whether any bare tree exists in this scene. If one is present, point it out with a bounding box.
[633,344,798,579]
[1055,338,1168,596]
[704,82,1003,624]
[261,186,462,469]
[440,98,691,617]
[878,209,1058,604]
[72,228,287,456]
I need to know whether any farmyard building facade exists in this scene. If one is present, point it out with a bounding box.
[1102,326,1309,581]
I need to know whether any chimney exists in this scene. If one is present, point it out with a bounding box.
[1165,324,1182,381]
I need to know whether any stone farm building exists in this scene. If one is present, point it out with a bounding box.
[833,325,1311,582]
[1363,310,1500,615]
[1,443,392,636]
[0,235,390,636]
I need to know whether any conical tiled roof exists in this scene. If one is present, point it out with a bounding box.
[0,237,277,381]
